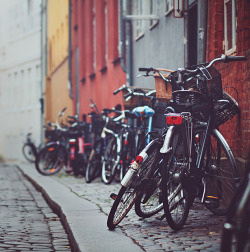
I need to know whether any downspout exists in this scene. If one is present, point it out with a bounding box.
[119,0,126,73]
[68,0,73,99]
[197,0,208,63]
[184,0,189,68]
[40,0,45,144]
[125,0,132,86]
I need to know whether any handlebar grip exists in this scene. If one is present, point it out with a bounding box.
[113,89,120,95]
[223,55,247,63]
[138,67,154,72]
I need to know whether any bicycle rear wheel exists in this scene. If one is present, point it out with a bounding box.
[22,143,37,163]
[107,146,159,229]
[161,128,193,231]
[35,144,67,175]
[134,154,163,218]
[198,128,240,215]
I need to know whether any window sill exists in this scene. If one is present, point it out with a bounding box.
[165,9,173,17]
[225,46,236,56]
[149,20,159,30]
[135,32,145,41]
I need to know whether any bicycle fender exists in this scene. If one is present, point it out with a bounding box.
[160,126,175,153]
[45,141,61,147]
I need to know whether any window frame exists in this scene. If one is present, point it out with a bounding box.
[224,0,237,55]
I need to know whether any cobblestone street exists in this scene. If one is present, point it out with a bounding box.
[0,164,71,251]
[52,171,225,252]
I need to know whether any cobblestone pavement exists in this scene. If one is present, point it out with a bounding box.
[0,164,71,252]
[52,172,225,252]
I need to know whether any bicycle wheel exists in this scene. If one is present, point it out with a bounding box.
[107,146,159,229]
[102,136,117,184]
[22,143,37,163]
[134,153,163,218]
[161,127,193,231]
[85,149,101,183]
[196,128,240,215]
[35,144,67,175]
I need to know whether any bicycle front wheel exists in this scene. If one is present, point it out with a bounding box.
[85,149,101,183]
[198,128,240,215]
[35,144,67,175]
[107,145,160,229]
[102,136,117,184]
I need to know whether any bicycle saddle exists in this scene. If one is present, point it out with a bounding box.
[132,106,155,118]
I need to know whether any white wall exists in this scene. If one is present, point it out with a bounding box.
[0,0,42,161]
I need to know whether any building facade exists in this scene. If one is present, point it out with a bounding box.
[206,0,250,172]
[0,0,42,161]
[45,0,73,123]
[70,0,126,118]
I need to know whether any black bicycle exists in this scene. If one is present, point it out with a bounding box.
[22,133,38,163]
[158,54,246,230]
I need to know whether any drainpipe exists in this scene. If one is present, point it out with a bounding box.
[125,18,132,86]
[125,0,132,86]
[119,0,126,73]
[197,0,208,63]
[68,0,73,99]
[40,0,46,144]
[183,0,189,68]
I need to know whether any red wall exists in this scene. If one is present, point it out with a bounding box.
[71,0,126,120]
[207,0,250,169]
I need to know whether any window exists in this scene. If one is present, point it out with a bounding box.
[224,0,236,54]
[149,0,158,28]
[165,0,173,16]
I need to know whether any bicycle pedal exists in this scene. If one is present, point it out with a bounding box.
[110,193,117,200]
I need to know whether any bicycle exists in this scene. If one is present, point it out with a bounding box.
[158,54,246,230]
[35,108,70,175]
[85,98,118,183]
[102,86,157,185]
[221,162,250,252]
[22,132,38,163]
[107,85,171,228]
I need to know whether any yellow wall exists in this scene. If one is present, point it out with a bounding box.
[46,0,73,124]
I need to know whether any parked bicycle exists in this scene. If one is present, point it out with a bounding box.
[22,132,38,163]
[159,54,246,230]
[107,54,246,230]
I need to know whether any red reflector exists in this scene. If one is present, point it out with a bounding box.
[48,148,54,151]
[124,140,128,145]
[166,114,183,125]
[135,156,143,164]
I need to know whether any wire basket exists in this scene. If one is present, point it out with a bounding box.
[214,90,240,127]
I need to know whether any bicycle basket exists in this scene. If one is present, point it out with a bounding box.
[214,90,240,127]
[172,90,202,106]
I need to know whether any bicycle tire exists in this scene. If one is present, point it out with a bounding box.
[134,149,163,218]
[161,127,193,231]
[35,144,67,175]
[196,127,240,215]
[22,143,37,163]
[85,149,101,183]
[102,136,117,184]
[107,146,159,229]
